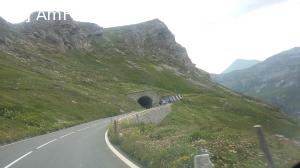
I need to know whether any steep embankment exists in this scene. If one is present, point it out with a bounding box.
[112,86,300,168]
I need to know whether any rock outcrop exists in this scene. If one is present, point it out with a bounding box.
[105,19,195,69]
[0,11,104,52]
[0,12,208,79]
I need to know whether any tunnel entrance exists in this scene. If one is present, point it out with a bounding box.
[137,96,153,109]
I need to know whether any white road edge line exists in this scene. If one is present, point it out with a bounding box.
[36,139,57,149]
[105,129,140,168]
[4,151,32,168]
[59,132,75,139]
[0,138,29,150]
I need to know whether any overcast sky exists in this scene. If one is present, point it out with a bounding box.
[1,0,300,73]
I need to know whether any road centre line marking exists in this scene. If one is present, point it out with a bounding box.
[4,151,33,168]
[36,139,57,149]
[77,127,89,132]
[59,132,75,139]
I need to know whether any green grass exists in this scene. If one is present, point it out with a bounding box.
[111,89,300,168]
[0,50,134,143]
[1,23,300,168]
[0,44,202,144]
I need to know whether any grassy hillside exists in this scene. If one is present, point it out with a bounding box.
[0,50,135,143]
[0,40,205,143]
[1,17,300,167]
[1,18,209,144]
[110,86,300,168]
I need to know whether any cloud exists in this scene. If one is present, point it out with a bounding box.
[235,0,287,15]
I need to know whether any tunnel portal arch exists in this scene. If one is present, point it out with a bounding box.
[137,96,153,109]
[128,90,160,109]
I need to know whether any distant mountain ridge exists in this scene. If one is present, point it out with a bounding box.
[222,59,260,74]
[213,47,300,116]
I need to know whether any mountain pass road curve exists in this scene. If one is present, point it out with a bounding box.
[0,117,130,168]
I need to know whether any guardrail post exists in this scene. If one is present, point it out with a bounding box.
[194,154,214,168]
[136,114,139,124]
[254,125,275,168]
[114,120,118,134]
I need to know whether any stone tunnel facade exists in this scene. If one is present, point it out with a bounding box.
[127,90,160,109]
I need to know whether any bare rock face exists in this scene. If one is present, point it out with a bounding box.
[109,19,195,69]
[0,17,10,29]
[140,19,195,69]
[0,12,104,52]
[17,11,104,51]
[0,13,208,79]
[112,19,208,78]
[0,17,9,46]
[0,17,20,51]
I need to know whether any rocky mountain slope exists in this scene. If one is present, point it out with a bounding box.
[1,12,300,167]
[0,12,203,74]
[213,47,300,116]
[0,12,209,143]
[222,59,260,74]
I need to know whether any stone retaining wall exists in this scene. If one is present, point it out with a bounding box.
[118,104,171,124]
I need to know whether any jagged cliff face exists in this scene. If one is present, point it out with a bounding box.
[0,13,208,81]
[104,19,195,69]
[101,19,209,80]
[0,12,103,52]
[0,17,21,51]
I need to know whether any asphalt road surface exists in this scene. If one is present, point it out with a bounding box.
[0,117,129,168]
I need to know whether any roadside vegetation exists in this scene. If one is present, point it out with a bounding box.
[0,19,208,144]
[0,45,202,144]
[1,20,300,168]
[110,88,300,167]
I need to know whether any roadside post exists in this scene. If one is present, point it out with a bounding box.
[254,125,275,168]
[194,154,214,168]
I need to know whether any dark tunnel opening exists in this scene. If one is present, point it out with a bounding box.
[137,96,153,109]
